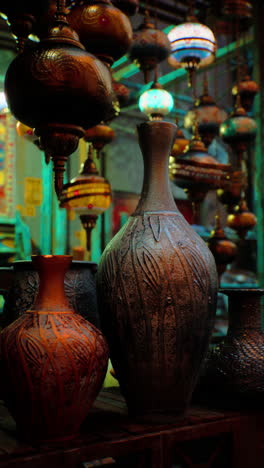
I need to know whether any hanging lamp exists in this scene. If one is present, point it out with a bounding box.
[129,10,171,83]
[227,198,257,240]
[60,145,112,258]
[68,0,133,66]
[168,15,216,87]
[207,214,237,279]
[84,123,116,158]
[171,123,230,219]
[139,79,174,120]
[5,0,114,197]
[232,75,259,112]
[112,78,130,107]
[184,75,227,146]
[219,95,257,169]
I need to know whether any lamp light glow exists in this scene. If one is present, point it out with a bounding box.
[168,20,216,85]
[139,85,174,120]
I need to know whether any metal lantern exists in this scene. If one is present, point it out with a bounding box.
[129,12,171,83]
[208,215,237,279]
[171,127,189,158]
[227,199,257,240]
[60,146,112,256]
[171,126,230,211]
[139,81,174,120]
[68,0,133,66]
[184,78,227,146]
[223,0,253,19]
[232,75,259,112]
[219,98,257,168]
[5,0,114,197]
[84,123,116,157]
[112,79,130,107]
[168,19,216,86]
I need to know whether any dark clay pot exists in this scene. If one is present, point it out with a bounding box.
[0,255,108,443]
[97,120,218,423]
[195,288,264,409]
[2,260,99,329]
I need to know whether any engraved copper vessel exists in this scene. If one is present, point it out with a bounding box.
[68,0,133,65]
[197,288,264,408]
[0,255,108,443]
[97,120,218,422]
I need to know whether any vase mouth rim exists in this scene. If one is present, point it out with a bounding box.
[10,260,97,271]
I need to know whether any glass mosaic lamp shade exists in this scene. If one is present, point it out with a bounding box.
[168,20,216,86]
[139,82,174,120]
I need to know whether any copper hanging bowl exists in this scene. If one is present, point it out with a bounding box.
[129,13,171,82]
[5,5,114,196]
[227,199,257,240]
[232,75,259,112]
[184,93,227,147]
[207,215,237,278]
[171,131,230,204]
[68,0,133,66]
[84,123,116,152]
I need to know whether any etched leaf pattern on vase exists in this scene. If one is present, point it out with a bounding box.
[99,211,215,389]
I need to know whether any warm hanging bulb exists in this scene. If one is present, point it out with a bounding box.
[168,19,216,86]
[139,81,174,120]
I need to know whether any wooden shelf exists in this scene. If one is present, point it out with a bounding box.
[0,388,260,468]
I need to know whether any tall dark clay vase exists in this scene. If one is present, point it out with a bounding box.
[97,121,218,422]
[197,288,264,408]
[0,255,108,443]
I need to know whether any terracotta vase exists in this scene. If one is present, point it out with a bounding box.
[0,255,108,443]
[1,260,99,329]
[197,288,264,408]
[97,121,218,422]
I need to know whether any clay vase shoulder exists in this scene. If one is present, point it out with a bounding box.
[0,255,108,443]
[97,120,218,422]
[1,260,99,328]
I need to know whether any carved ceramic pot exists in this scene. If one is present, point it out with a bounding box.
[0,255,108,443]
[2,260,99,329]
[97,121,218,422]
[196,288,264,408]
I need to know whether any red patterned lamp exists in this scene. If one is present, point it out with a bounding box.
[60,145,112,257]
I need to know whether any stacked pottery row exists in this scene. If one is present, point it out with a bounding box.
[0,120,218,443]
[0,255,109,443]
[2,120,262,444]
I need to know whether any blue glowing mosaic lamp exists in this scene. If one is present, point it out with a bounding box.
[168,19,216,86]
[139,81,174,120]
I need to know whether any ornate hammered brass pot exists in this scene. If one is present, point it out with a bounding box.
[97,120,218,422]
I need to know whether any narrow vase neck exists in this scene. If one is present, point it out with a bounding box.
[31,255,73,313]
[134,121,178,215]
[225,290,263,332]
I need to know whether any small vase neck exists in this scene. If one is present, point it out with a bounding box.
[134,121,179,215]
[30,255,73,313]
[222,289,264,332]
